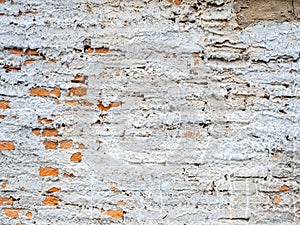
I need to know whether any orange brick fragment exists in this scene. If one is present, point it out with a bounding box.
[3,209,20,218]
[43,141,58,150]
[46,187,61,193]
[60,140,73,149]
[274,196,281,205]
[279,185,290,192]
[39,167,59,177]
[3,65,21,71]
[192,52,199,57]
[94,47,109,54]
[6,47,23,54]
[24,49,39,55]
[97,101,121,111]
[174,0,182,5]
[0,0,5,3]
[109,182,117,191]
[2,181,8,189]
[63,172,75,177]
[72,75,86,83]
[106,209,124,218]
[30,87,60,97]
[32,129,41,136]
[25,11,38,15]
[0,101,10,110]
[38,116,53,124]
[184,131,193,137]
[5,47,38,55]
[24,60,36,66]
[43,196,58,206]
[69,87,87,96]
[70,152,82,162]
[0,115,6,119]
[78,143,86,149]
[65,100,79,106]
[42,129,58,137]
[86,47,93,53]
[0,196,13,205]
[0,141,14,150]
[117,200,126,205]
[26,212,33,218]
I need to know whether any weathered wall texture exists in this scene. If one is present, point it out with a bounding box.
[0,0,300,224]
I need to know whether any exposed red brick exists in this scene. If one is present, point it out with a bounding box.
[86,47,109,54]
[0,101,10,110]
[60,140,73,149]
[0,115,6,119]
[0,0,5,3]
[5,47,38,55]
[63,172,75,177]
[5,47,23,54]
[43,196,58,206]
[192,52,199,57]
[24,60,37,66]
[42,129,58,137]
[109,182,117,191]
[97,101,121,111]
[30,87,60,98]
[26,212,33,218]
[0,196,13,205]
[94,47,109,54]
[184,131,193,137]
[106,209,124,218]
[274,196,281,205]
[3,209,20,218]
[32,129,41,136]
[70,152,82,162]
[38,116,53,124]
[78,143,86,149]
[117,200,126,205]
[25,11,38,15]
[39,167,59,177]
[3,65,21,71]
[25,49,39,55]
[86,47,93,53]
[2,181,8,189]
[46,187,61,193]
[0,141,14,150]
[174,0,182,5]
[71,75,87,83]
[69,87,87,96]
[43,141,58,150]
[65,100,80,106]
[279,185,290,192]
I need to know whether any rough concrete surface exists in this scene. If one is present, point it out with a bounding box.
[0,0,300,224]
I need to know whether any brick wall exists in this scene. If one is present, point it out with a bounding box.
[0,0,299,224]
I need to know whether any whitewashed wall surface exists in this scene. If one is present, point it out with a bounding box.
[0,0,300,224]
